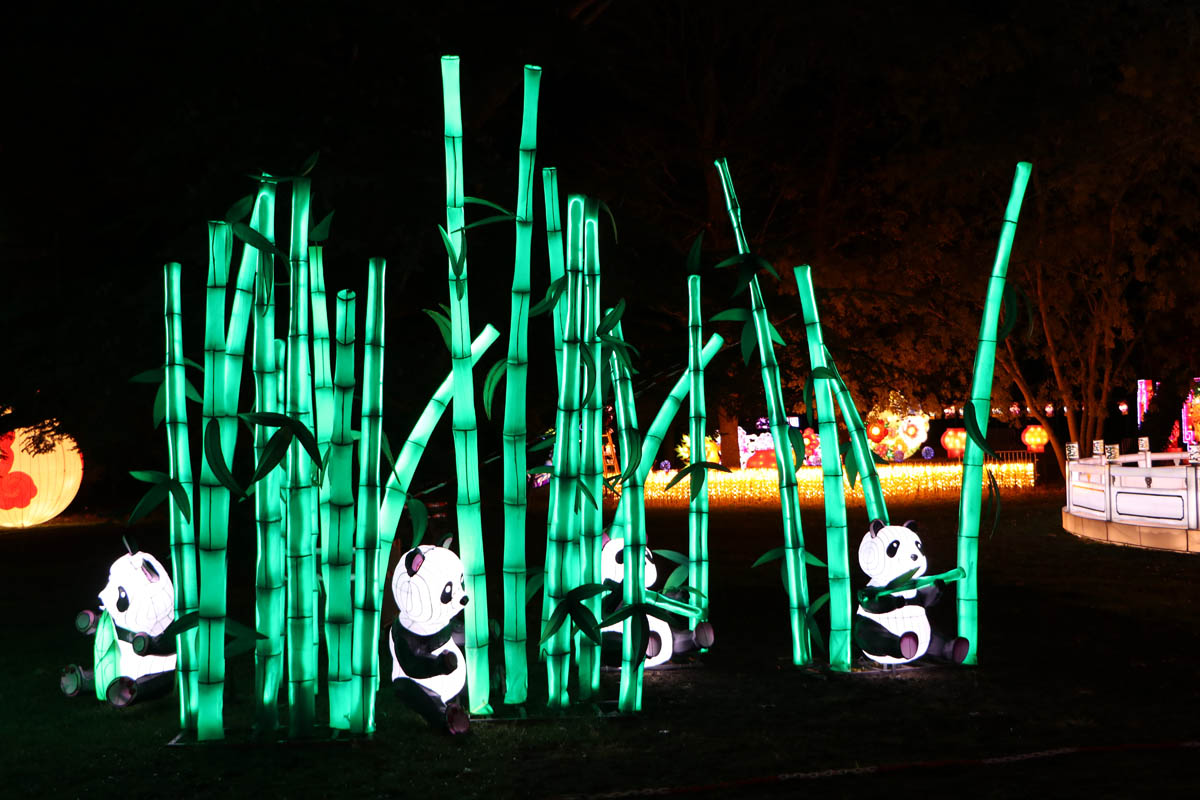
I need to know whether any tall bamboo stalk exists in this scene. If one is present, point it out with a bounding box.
[163,261,198,731]
[311,245,334,585]
[606,334,724,542]
[609,319,646,713]
[686,275,710,627]
[539,165,567,653]
[197,220,233,740]
[442,54,491,715]
[714,158,811,666]
[285,177,317,735]
[325,290,356,729]
[545,193,586,708]
[502,64,542,706]
[793,265,852,671]
[577,198,604,698]
[350,259,386,734]
[957,161,1032,665]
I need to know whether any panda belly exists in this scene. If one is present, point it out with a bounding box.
[389,637,466,702]
[857,600,931,665]
[116,641,177,681]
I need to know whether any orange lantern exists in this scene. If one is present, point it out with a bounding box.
[0,427,84,528]
[940,428,967,459]
[1021,424,1049,453]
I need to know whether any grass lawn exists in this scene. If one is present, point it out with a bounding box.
[3,488,1197,798]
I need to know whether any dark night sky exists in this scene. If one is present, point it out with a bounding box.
[3,1,1196,511]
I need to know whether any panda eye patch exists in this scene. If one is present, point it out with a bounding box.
[615,550,624,565]
[916,541,923,551]
[886,540,900,558]
[441,582,453,604]
[117,586,130,613]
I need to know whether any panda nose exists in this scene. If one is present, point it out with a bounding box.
[911,554,918,561]
[460,597,469,606]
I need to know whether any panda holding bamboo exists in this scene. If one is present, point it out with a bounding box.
[853,519,969,665]
[388,542,471,734]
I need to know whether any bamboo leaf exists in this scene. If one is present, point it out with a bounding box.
[482,358,507,421]
[883,567,920,591]
[407,496,429,547]
[182,357,204,372]
[740,320,757,366]
[767,320,786,346]
[436,225,468,277]
[804,551,828,568]
[663,563,689,593]
[686,231,704,274]
[787,427,806,463]
[128,482,169,526]
[282,417,323,470]
[663,462,703,493]
[130,470,169,484]
[464,213,516,231]
[617,434,642,484]
[579,344,597,407]
[224,194,255,224]
[152,382,166,429]
[577,479,599,511]
[381,431,397,482]
[463,196,514,216]
[309,210,335,242]
[130,367,164,384]
[639,599,679,625]
[810,367,838,381]
[567,601,603,646]
[986,467,1002,540]
[538,602,571,645]
[299,150,319,176]
[709,307,752,324]
[423,308,453,352]
[652,549,688,565]
[566,582,611,603]
[597,200,619,244]
[231,221,288,265]
[529,275,567,317]
[629,611,649,664]
[843,441,860,489]
[752,547,785,568]
[204,420,245,498]
[1016,282,1036,341]
[248,427,292,485]
[184,379,203,404]
[166,477,191,524]
[529,433,556,453]
[160,611,200,639]
[240,411,290,428]
[804,373,816,424]
[524,571,544,604]
[597,298,626,336]
[997,282,1019,342]
[526,465,554,477]
[963,400,999,457]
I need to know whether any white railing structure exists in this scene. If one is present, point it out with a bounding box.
[1063,439,1200,553]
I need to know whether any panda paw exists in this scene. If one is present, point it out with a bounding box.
[106,676,138,708]
[446,703,469,735]
[950,637,970,664]
[899,632,919,660]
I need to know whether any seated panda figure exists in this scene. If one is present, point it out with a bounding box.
[60,547,177,707]
[599,532,713,668]
[389,543,470,734]
[854,519,968,666]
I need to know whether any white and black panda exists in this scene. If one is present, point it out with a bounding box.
[599,533,713,668]
[854,519,968,666]
[60,547,178,707]
[388,543,470,734]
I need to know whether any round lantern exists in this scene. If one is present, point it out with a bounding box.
[1021,424,1049,453]
[866,421,888,443]
[940,428,967,459]
[0,427,84,528]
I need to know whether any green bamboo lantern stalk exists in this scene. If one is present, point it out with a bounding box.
[829,377,887,524]
[606,333,724,543]
[350,258,386,735]
[544,193,586,708]
[577,199,605,697]
[442,54,492,715]
[957,161,1032,665]
[310,245,336,708]
[539,165,567,651]
[163,261,199,731]
[686,275,710,627]
[197,220,233,740]
[326,289,356,730]
[285,177,318,735]
[501,64,541,706]
[793,265,852,671]
[714,158,811,666]
[608,320,646,713]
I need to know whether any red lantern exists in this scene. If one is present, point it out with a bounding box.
[941,428,967,459]
[1021,424,1049,453]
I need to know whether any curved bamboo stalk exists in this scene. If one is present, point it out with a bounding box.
[325,290,356,730]
[350,258,386,734]
[714,158,811,666]
[502,64,542,706]
[163,261,198,732]
[793,265,852,671]
[197,220,233,740]
[957,161,1032,665]
[686,275,710,627]
[285,177,317,736]
[609,320,646,713]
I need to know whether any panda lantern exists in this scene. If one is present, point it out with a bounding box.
[853,519,969,665]
[60,546,178,707]
[389,543,471,734]
[599,532,714,667]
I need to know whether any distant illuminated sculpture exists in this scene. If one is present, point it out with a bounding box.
[1021,425,1049,453]
[941,428,967,459]
[864,396,930,462]
[60,548,177,706]
[0,427,83,528]
[853,520,968,665]
[389,544,470,734]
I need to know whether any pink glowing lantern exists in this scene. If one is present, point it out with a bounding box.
[941,428,967,459]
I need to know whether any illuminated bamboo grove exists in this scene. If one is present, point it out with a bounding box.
[441,54,492,715]
[686,274,710,629]
[714,158,812,666]
[163,261,199,731]
[501,64,542,706]
[956,161,1032,665]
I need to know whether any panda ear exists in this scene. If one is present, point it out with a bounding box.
[902,519,918,532]
[602,529,611,546]
[438,534,454,551]
[869,519,886,537]
[140,558,161,583]
[405,548,425,577]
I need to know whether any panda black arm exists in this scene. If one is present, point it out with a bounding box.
[390,622,457,679]
[914,581,944,608]
[131,631,178,657]
[858,592,907,613]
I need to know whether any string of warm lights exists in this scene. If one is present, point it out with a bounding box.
[632,461,1035,509]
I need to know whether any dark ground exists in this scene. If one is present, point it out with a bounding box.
[2,489,1197,798]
